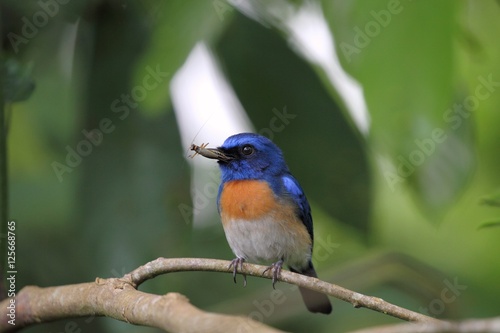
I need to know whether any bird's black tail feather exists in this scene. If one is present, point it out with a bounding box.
[290,264,332,314]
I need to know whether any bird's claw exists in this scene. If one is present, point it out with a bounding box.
[229,257,247,287]
[262,259,284,289]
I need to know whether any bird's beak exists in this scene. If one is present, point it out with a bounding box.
[190,144,233,162]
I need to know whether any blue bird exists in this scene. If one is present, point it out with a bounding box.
[196,133,332,314]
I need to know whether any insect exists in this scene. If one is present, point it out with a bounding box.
[190,142,232,161]
[189,142,210,159]
[187,113,215,158]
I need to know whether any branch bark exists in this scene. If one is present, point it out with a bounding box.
[1,257,440,332]
[1,276,282,332]
[126,257,439,323]
[346,317,500,333]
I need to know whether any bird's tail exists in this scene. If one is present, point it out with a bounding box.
[290,264,332,314]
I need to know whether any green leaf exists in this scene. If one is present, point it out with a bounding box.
[324,0,474,221]
[132,0,231,116]
[477,220,500,230]
[479,189,500,208]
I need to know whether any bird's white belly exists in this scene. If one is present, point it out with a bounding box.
[222,217,311,269]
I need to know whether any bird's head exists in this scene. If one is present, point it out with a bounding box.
[197,133,289,183]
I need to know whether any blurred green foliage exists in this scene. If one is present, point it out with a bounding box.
[2,0,500,332]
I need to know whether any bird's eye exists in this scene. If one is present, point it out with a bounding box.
[241,145,254,155]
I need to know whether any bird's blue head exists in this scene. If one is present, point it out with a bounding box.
[200,133,290,183]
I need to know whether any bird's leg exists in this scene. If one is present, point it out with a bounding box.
[262,259,284,289]
[228,257,247,287]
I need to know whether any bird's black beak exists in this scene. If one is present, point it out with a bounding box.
[190,144,233,162]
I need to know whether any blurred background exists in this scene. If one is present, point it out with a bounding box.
[2,0,500,332]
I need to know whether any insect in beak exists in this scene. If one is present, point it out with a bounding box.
[190,143,233,162]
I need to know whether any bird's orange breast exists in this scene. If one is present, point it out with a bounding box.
[219,180,278,221]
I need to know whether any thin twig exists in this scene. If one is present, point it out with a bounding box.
[346,317,500,333]
[0,257,441,332]
[125,257,440,323]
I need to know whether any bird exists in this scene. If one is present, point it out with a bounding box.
[194,132,332,314]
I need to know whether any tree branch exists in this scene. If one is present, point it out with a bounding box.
[125,257,440,323]
[1,278,282,332]
[346,317,500,333]
[1,257,440,332]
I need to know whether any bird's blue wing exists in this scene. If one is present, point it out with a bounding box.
[282,175,314,243]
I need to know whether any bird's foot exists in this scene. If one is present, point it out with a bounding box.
[262,259,284,289]
[228,257,247,287]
